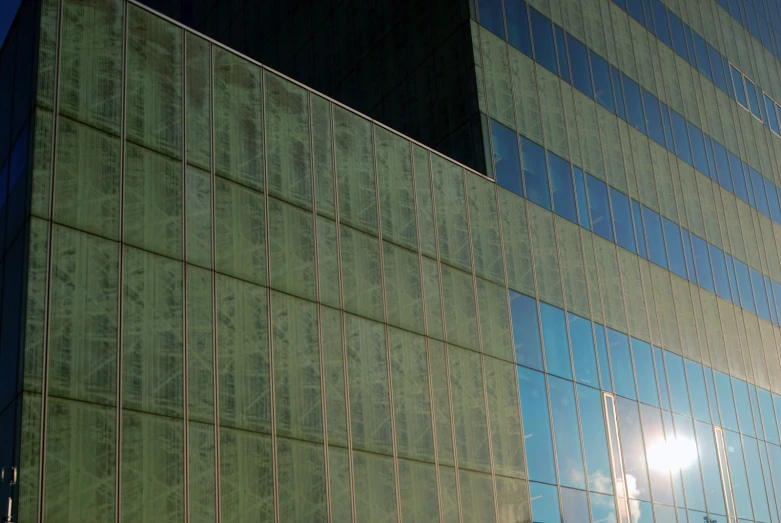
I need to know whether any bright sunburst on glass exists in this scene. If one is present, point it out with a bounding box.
[646,438,697,472]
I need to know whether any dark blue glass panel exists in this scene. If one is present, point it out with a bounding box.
[660,102,674,151]
[554,26,570,83]
[709,44,728,92]
[548,152,577,223]
[569,313,599,387]
[595,324,612,392]
[731,66,748,107]
[510,291,543,370]
[540,302,572,379]
[631,339,659,407]
[642,89,665,146]
[610,188,635,253]
[670,110,692,165]
[632,200,647,259]
[691,234,714,293]
[568,35,593,98]
[712,140,733,191]
[627,0,645,24]
[608,329,636,400]
[732,378,757,437]
[729,152,749,202]
[653,346,671,410]
[587,175,613,241]
[521,138,551,210]
[506,0,532,56]
[492,120,523,196]
[745,79,762,119]
[591,52,614,112]
[682,230,697,282]
[709,245,731,300]
[611,66,626,121]
[757,388,780,444]
[692,32,712,79]
[688,123,709,175]
[703,368,720,426]
[715,370,739,431]
[750,268,771,321]
[669,11,689,59]
[750,168,770,217]
[622,75,646,133]
[573,166,590,230]
[642,206,667,269]
[765,178,781,223]
[664,352,691,416]
[685,360,710,422]
[530,482,561,520]
[662,218,686,279]
[530,7,558,74]
[765,94,780,133]
[651,0,671,47]
[477,0,505,37]
[683,25,697,68]
[518,368,557,483]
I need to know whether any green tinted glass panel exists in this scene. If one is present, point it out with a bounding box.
[316,216,340,308]
[485,356,525,477]
[328,446,353,522]
[376,127,417,250]
[353,451,398,523]
[340,225,383,322]
[268,197,316,301]
[478,278,513,360]
[219,428,274,521]
[441,265,478,350]
[460,469,496,522]
[432,156,471,271]
[383,241,424,333]
[422,257,444,340]
[448,346,490,472]
[186,266,214,423]
[398,459,439,522]
[185,33,211,170]
[312,95,335,218]
[188,421,216,523]
[334,107,376,233]
[430,340,455,466]
[468,175,504,283]
[414,145,437,258]
[185,165,212,268]
[215,177,266,285]
[276,438,327,522]
[322,306,347,445]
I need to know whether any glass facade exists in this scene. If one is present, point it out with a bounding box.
[5,0,781,521]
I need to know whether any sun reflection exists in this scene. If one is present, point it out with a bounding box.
[646,437,697,472]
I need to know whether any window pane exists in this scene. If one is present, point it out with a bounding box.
[732,378,757,438]
[573,167,590,229]
[611,188,635,253]
[670,110,692,165]
[750,168,770,217]
[591,492,618,522]
[653,347,670,411]
[750,268,771,321]
[745,78,762,118]
[723,430,754,519]
[578,385,613,494]
[560,488,589,522]
[521,138,551,209]
[549,376,586,489]
[616,397,651,501]
[639,404,674,506]
[734,259,756,313]
[530,8,557,74]
[664,352,691,416]
[688,124,709,176]
[587,174,613,241]
[643,90,664,146]
[549,152,577,223]
[623,75,646,133]
[712,140,733,191]
[731,66,747,107]
[492,120,522,196]
[684,360,710,422]
[592,52,614,112]
[691,234,714,293]
[555,26,570,83]
[632,200,647,258]
[662,218,686,278]
[681,230,696,282]
[642,206,667,269]
[609,329,636,400]
[518,367,556,483]
[510,291,543,369]
[765,94,780,133]
[540,302,572,379]
[596,325,612,392]
[530,482,560,521]
[632,339,659,407]
[710,246,731,300]
[569,313,598,387]
[569,35,593,98]
[477,0,505,37]
[506,0,532,56]
[334,108,376,234]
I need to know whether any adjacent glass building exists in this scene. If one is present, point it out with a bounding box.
[5,0,781,521]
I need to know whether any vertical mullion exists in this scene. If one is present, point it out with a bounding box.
[180,26,189,523]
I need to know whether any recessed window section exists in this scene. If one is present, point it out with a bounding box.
[642,206,667,269]
[548,152,577,223]
[554,26,570,83]
[586,174,613,242]
[476,0,505,38]
[622,75,646,134]
[662,218,686,279]
[521,138,551,210]
[731,65,748,107]
[568,35,593,98]
[610,188,635,253]
[591,52,614,113]
[530,7,558,74]
[491,120,522,197]
[642,89,664,146]
[765,94,780,133]
[505,0,532,56]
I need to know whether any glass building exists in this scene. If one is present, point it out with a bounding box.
[6,0,781,521]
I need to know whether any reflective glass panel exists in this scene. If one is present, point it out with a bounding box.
[549,376,586,489]
[643,206,667,269]
[587,175,613,242]
[510,291,543,370]
[541,302,572,380]
[632,339,659,407]
[662,218,686,279]
[569,313,599,388]
[664,353,691,416]
[549,152,577,223]
[518,367,556,484]
[608,329,636,400]
[492,120,522,196]
[577,385,613,494]
[522,138,551,209]
[530,481,561,522]
[530,7,557,74]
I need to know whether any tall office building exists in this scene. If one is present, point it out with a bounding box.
[5,0,781,521]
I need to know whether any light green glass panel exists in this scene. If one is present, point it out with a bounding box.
[679,164,705,237]
[389,327,434,462]
[23,218,48,391]
[186,165,212,268]
[219,428,274,522]
[581,232,604,323]
[528,204,563,307]
[422,256,444,340]
[126,5,182,158]
[121,411,184,523]
[316,216,340,309]
[414,145,437,258]
[217,275,271,432]
[353,451,398,523]
[122,248,183,417]
[499,189,534,296]
[30,108,53,219]
[187,266,214,423]
[448,346,490,472]
[460,470,496,522]
[334,107,377,233]
[468,175,504,284]
[398,459,439,523]
[312,95,335,218]
[702,294,728,374]
[618,249,649,341]
[595,237,627,332]
[631,24,654,91]
[495,476,530,523]
[265,72,312,209]
[484,356,524,478]
[575,91,605,179]
[481,28,515,128]
[432,156,471,271]
[737,202,761,270]
[124,143,183,259]
[478,278,512,361]
[43,398,115,523]
[556,217,590,318]
[340,225,383,322]
[760,322,781,394]
[697,176,722,249]
[213,48,263,190]
[639,260,659,344]
[268,197,316,301]
[584,0,608,58]
[59,0,123,133]
[185,33,211,171]
[376,127,417,250]
[718,299,744,380]
[328,446,353,521]
[383,241,424,334]
[562,85,582,167]
[54,117,120,240]
[611,7,636,78]
[538,68,568,160]
[651,264,681,355]
[272,291,322,441]
[744,314,769,389]
[188,421,216,523]
[430,340,455,466]
[322,306,347,446]
[439,466,460,523]
[510,49,543,145]
[598,109,627,194]
[215,177,266,285]
[345,313,392,454]
[277,438,327,522]
[49,225,118,404]
[658,47,684,115]
[36,0,58,108]
[441,264,479,350]
[634,132,658,212]
[17,393,41,523]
